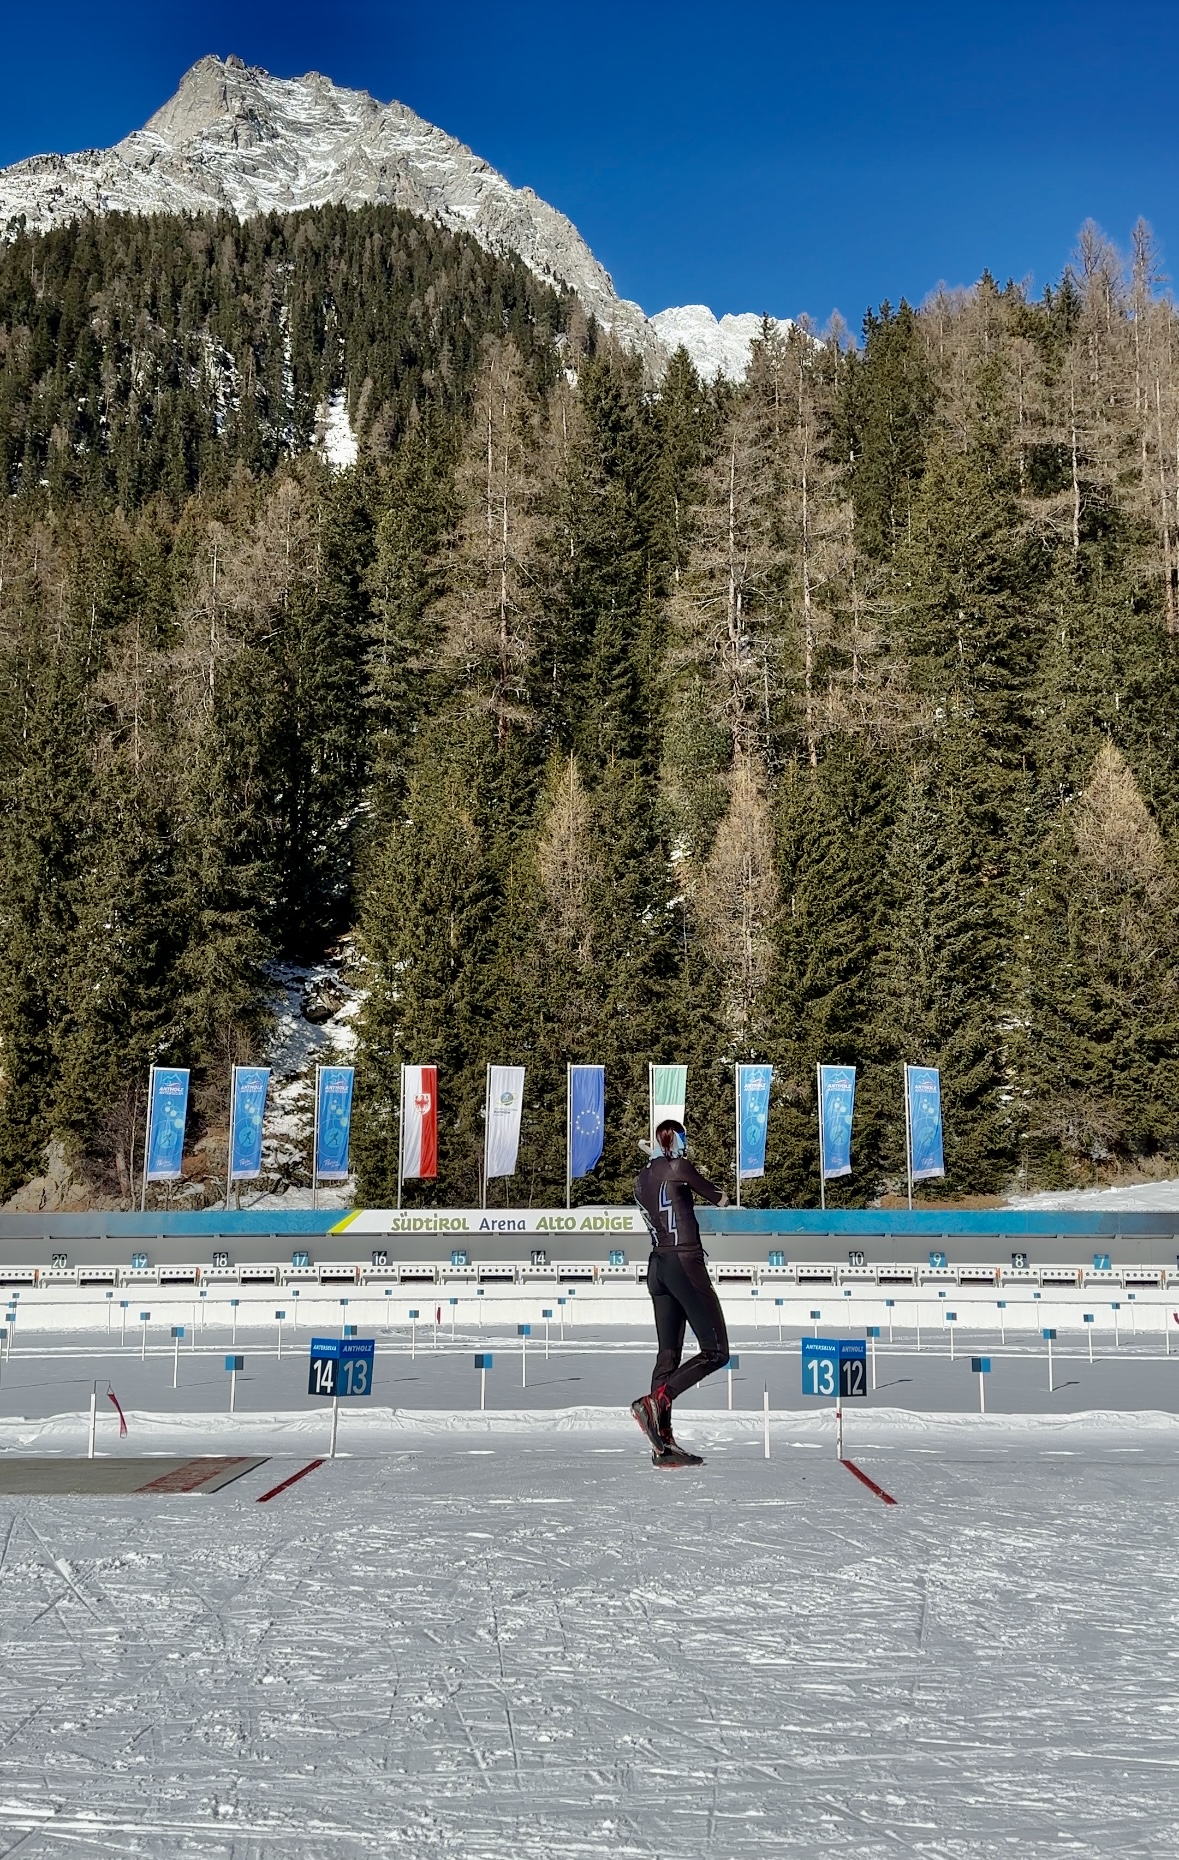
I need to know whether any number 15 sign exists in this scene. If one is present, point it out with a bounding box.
[801,1337,866,1399]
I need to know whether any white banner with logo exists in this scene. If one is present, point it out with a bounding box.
[485,1065,525,1179]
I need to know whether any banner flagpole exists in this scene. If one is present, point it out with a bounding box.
[734,1064,741,1208]
[817,1062,826,1211]
[311,1065,320,1213]
[482,1063,490,1209]
[566,1064,572,1210]
[225,1066,236,1212]
[139,1066,155,1212]
[903,1063,913,1210]
[396,1064,404,1211]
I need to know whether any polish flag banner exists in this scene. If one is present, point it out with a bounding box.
[401,1065,438,1180]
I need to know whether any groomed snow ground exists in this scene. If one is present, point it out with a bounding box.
[1,1312,1178,1856]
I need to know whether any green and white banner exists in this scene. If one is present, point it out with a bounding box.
[649,1063,687,1142]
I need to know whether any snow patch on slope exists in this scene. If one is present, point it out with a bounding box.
[316,392,358,470]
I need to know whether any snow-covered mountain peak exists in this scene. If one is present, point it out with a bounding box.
[0,58,783,383]
[0,56,659,361]
[649,305,789,382]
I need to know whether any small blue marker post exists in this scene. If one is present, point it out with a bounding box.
[119,1300,129,1347]
[542,1309,553,1357]
[140,1310,151,1362]
[339,1296,350,1342]
[1083,1312,1094,1364]
[727,1353,740,1411]
[843,1287,853,1330]
[449,1296,459,1339]
[230,1297,240,1348]
[971,1355,991,1414]
[0,1329,7,1384]
[1111,1301,1121,1348]
[775,1297,784,1343]
[866,1325,880,1391]
[558,1296,567,1342]
[408,1309,419,1360]
[475,1352,493,1412]
[945,1310,958,1362]
[750,1286,760,1331]
[810,1308,821,1339]
[292,1288,301,1328]
[199,1288,208,1338]
[884,1297,895,1344]
[170,1325,184,1389]
[518,1323,531,1389]
[476,1287,485,1330]
[105,1289,114,1335]
[383,1287,394,1332]
[225,1354,244,1413]
[1128,1291,1138,1337]
[997,1299,1007,1346]
[275,1310,286,1361]
[1043,1328,1058,1394]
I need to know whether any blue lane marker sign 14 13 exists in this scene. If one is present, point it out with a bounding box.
[308,1336,375,1399]
[801,1337,867,1399]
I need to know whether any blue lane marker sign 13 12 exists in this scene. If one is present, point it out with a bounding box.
[308,1336,375,1399]
[801,1337,867,1399]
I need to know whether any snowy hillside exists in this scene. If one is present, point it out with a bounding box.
[650,304,782,380]
[0,55,659,363]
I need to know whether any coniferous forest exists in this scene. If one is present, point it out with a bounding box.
[3,204,1179,1209]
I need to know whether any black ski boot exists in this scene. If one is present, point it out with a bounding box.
[652,1443,704,1468]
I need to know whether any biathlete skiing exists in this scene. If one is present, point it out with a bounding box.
[630,1119,731,1469]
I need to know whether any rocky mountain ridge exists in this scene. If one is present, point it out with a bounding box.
[0,56,779,381]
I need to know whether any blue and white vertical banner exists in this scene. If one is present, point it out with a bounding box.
[315,1066,355,1182]
[737,1064,773,1179]
[145,1067,190,1181]
[569,1065,605,1179]
[229,1066,270,1182]
[818,1064,856,1181]
[906,1065,945,1181]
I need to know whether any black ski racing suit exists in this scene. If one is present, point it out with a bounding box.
[634,1156,730,1403]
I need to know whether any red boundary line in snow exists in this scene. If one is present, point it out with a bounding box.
[841,1458,898,1506]
[255,1458,325,1504]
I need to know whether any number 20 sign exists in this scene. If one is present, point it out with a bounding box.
[308,1336,375,1399]
[801,1337,867,1400]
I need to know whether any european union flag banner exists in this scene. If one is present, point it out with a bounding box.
[229,1066,270,1181]
[737,1064,773,1179]
[315,1066,355,1181]
[145,1067,190,1181]
[818,1064,856,1181]
[569,1065,605,1179]
[906,1065,945,1181]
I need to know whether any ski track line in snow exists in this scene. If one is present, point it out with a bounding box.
[0,1423,1176,1853]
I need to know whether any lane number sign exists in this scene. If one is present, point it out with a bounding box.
[308,1336,375,1399]
[801,1337,867,1399]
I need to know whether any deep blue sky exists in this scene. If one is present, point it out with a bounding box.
[2,1,1175,329]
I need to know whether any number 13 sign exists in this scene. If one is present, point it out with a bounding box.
[801,1337,866,1400]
